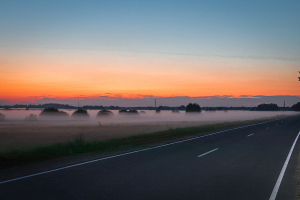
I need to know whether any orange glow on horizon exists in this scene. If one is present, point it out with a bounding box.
[1,49,299,103]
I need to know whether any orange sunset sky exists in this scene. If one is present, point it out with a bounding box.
[1,48,299,103]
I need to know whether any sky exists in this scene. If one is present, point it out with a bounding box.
[1,0,300,106]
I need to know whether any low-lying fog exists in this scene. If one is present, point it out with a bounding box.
[0,109,297,125]
[0,109,298,150]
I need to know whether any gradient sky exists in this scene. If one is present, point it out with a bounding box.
[1,0,300,105]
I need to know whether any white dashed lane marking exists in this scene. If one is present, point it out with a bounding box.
[197,148,219,158]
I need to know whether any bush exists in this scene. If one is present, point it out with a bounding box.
[291,102,300,111]
[256,103,279,111]
[25,114,38,121]
[186,103,201,112]
[0,113,5,121]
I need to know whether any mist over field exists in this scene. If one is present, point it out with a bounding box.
[0,109,298,125]
[0,109,298,151]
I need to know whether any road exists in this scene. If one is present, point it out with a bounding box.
[1,115,300,199]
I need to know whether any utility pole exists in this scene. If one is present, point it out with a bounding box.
[155,99,156,108]
[78,101,79,108]
[283,100,285,112]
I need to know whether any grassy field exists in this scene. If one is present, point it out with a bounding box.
[0,117,282,169]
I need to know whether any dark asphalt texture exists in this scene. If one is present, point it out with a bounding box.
[1,115,300,200]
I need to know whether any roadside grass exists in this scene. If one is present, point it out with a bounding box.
[0,116,282,169]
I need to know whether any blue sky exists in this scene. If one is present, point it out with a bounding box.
[1,0,299,58]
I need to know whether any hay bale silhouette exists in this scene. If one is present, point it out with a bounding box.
[97,109,113,117]
[39,107,69,118]
[118,109,139,115]
[127,110,139,114]
[118,109,128,114]
[71,109,90,119]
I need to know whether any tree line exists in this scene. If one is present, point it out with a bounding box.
[1,102,300,111]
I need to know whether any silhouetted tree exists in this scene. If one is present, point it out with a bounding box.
[256,103,279,111]
[186,103,201,112]
[291,102,300,111]
[178,105,186,110]
[207,107,216,111]
[41,107,59,112]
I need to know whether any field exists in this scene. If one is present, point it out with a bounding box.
[0,110,298,169]
[0,120,213,151]
[0,110,297,151]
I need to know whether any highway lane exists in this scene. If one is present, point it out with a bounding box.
[1,115,300,199]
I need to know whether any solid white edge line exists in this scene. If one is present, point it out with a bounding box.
[198,148,219,157]
[269,131,300,200]
[0,119,277,185]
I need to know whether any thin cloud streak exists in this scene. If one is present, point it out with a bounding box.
[1,44,299,62]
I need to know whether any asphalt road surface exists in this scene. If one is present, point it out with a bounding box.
[1,115,300,200]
